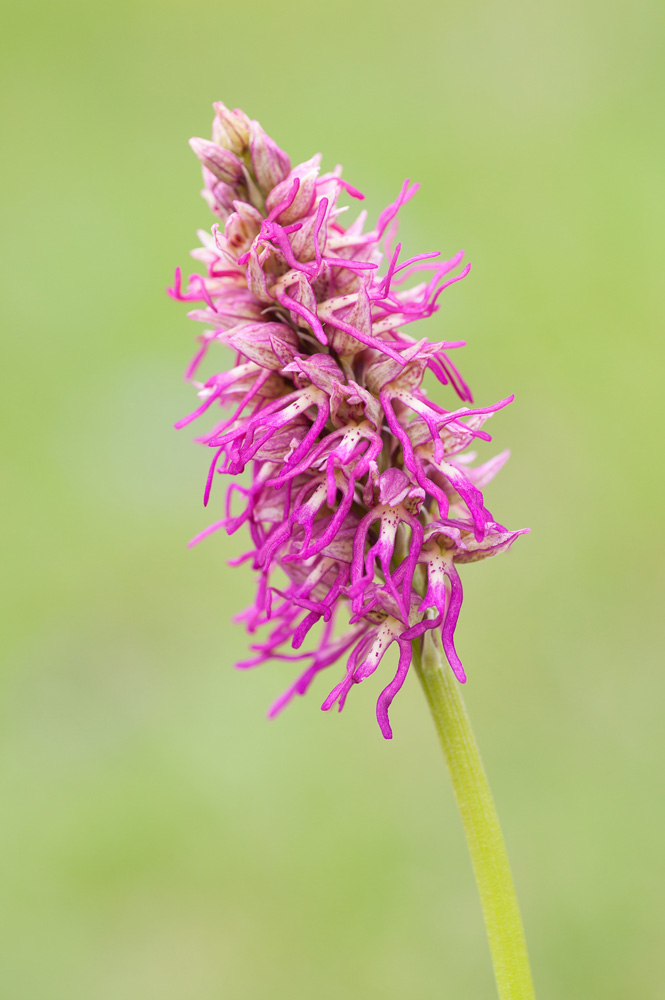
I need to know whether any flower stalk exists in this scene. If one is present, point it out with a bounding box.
[413,631,535,999]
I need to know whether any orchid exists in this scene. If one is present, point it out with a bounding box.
[171,101,527,740]
[171,102,535,998]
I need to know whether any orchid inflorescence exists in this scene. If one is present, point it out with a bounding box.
[171,102,527,738]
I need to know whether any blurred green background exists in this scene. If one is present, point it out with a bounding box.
[2,0,664,997]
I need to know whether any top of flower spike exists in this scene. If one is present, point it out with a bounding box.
[172,102,527,738]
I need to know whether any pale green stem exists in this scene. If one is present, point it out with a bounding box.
[412,632,535,999]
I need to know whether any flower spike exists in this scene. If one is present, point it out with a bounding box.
[172,102,527,738]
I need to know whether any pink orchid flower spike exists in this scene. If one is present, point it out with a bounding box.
[172,101,528,739]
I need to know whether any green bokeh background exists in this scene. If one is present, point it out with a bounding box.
[2,1,664,997]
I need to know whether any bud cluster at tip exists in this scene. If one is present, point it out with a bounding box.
[171,102,527,738]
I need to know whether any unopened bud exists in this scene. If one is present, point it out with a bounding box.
[248,121,291,194]
[189,137,244,185]
[200,167,237,221]
[212,102,250,155]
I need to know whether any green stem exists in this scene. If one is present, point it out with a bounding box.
[412,632,535,999]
